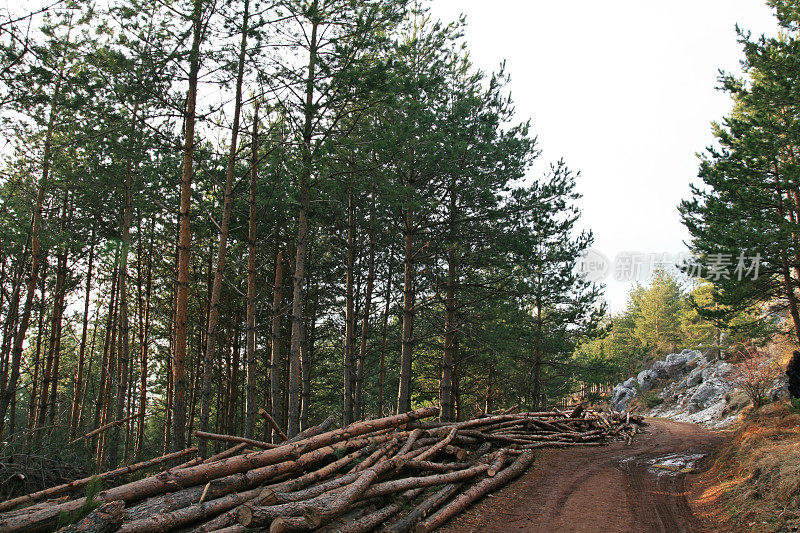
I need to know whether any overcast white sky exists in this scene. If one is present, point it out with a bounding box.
[428,1,779,312]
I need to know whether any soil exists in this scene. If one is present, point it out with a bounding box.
[438,419,724,533]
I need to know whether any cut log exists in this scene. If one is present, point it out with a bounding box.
[414,451,535,532]
[326,488,424,533]
[57,501,124,533]
[118,488,261,533]
[0,407,436,533]
[287,415,336,443]
[259,409,288,442]
[69,413,142,445]
[362,463,489,498]
[384,483,463,533]
[0,448,196,513]
[193,430,278,450]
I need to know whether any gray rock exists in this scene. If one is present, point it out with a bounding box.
[685,365,705,388]
[652,359,688,380]
[611,384,637,412]
[702,362,734,382]
[623,377,637,389]
[666,352,689,365]
[689,379,731,412]
[637,369,658,392]
[768,376,790,401]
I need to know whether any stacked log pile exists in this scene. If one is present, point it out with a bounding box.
[0,406,645,533]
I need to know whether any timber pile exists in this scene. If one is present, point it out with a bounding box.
[0,406,645,533]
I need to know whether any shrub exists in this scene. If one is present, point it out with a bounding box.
[731,345,782,409]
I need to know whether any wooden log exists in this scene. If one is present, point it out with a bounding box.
[326,488,424,533]
[193,430,278,450]
[349,439,397,473]
[302,467,383,529]
[500,404,520,414]
[57,501,124,533]
[287,415,336,443]
[268,516,309,533]
[414,451,535,533]
[261,444,376,498]
[415,428,457,461]
[174,443,247,470]
[361,463,490,498]
[259,409,289,442]
[399,460,471,473]
[68,412,142,445]
[129,438,389,526]
[118,488,261,533]
[0,407,435,533]
[395,428,424,456]
[0,447,197,513]
[384,483,463,533]
[242,450,408,529]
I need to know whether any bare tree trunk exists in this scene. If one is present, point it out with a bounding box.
[26,259,47,432]
[301,276,317,430]
[199,0,249,456]
[288,8,319,437]
[110,163,133,467]
[378,259,392,418]
[135,222,153,457]
[355,187,376,420]
[270,249,284,442]
[343,187,356,425]
[245,102,259,439]
[441,183,458,422]
[173,0,204,452]
[70,233,95,438]
[397,208,414,414]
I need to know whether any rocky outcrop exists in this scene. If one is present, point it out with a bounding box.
[609,349,753,428]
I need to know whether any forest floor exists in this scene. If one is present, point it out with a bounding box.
[439,418,723,533]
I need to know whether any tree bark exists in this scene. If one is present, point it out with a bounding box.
[173,0,204,452]
[343,187,356,425]
[270,249,284,442]
[398,207,414,414]
[199,0,249,455]
[245,101,259,439]
[288,6,319,437]
[355,187,376,420]
[70,233,95,438]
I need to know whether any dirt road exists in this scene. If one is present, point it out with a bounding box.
[439,419,723,533]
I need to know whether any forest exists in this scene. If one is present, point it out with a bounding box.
[0,0,608,470]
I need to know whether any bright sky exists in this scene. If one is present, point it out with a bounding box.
[428,0,780,313]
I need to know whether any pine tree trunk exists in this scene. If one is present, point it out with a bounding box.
[110,164,133,467]
[135,222,153,457]
[343,187,356,425]
[441,184,458,422]
[245,102,259,439]
[355,187,376,420]
[270,249,284,442]
[199,0,249,456]
[398,208,415,414]
[378,259,392,418]
[70,233,95,438]
[288,10,319,437]
[173,0,204,452]
[26,260,48,432]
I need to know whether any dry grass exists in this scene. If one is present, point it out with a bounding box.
[693,402,800,532]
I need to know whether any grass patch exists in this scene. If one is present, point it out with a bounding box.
[693,402,800,532]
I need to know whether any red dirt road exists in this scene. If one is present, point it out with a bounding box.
[439,419,723,533]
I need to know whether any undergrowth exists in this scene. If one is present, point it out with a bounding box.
[694,402,800,532]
